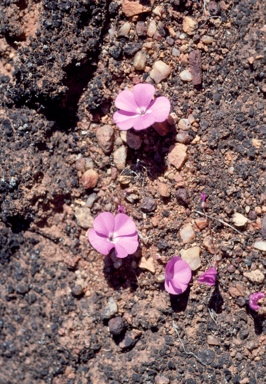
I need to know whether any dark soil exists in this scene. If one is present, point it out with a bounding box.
[0,1,265,383]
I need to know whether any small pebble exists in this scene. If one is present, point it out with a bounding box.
[178,119,191,131]
[81,169,99,189]
[118,22,131,36]
[108,317,125,336]
[74,207,94,229]
[180,224,196,243]
[101,297,118,320]
[113,145,127,170]
[195,217,209,230]
[71,285,83,296]
[141,197,157,213]
[179,69,192,82]
[254,241,266,252]
[175,131,191,144]
[147,20,156,37]
[243,269,265,284]
[203,236,216,254]
[181,246,201,270]
[207,335,220,346]
[168,143,187,170]
[120,130,142,150]
[133,51,146,71]
[183,16,198,35]
[232,212,248,227]
[158,182,170,197]
[176,188,189,206]
[150,60,171,83]
[96,125,114,154]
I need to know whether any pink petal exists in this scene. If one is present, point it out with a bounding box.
[113,110,138,130]
[148,96,171,122]
[115,89,139,113]
[198,267,217,286]
[114,213,137,237]
[114,243,130,259]
[114,234,139,258]
[132,83,155,109]
[132,113,155,131]
[165,279,184,295]
[93,212,115,236]
[173,261,192,285]
[88,228,114,255]
[249,292,265,311]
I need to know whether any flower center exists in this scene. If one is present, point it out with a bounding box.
[108,233,114,242]
[137,106,147,115]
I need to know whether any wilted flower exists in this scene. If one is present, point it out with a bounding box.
[198,267,217,286]
[164,256,192,295]
[88,212,139,259]
[117,205,125,214]
[249,292,265,311]
[113,83,171,131]
[200,192,207,202]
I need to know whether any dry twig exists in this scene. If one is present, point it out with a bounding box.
[193,210,242,234]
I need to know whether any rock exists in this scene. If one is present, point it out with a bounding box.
[153,121,171,136]
[119,175,132,186]
[108,317,125,336]
[120,130,142,150]
[176,188,189,206]
[123,43,142,56]
[71,285,84,296]
[16,284,29,294]
[74,207,94,229]
[119,331,137,350]
[254,241,266,252]
[141,196,157,213]
[155,376,170,384]
[207,335,220,346]
[136,21,147,36]
[86,193,98,208]
[139,257,155,273]
[147,20,156,37]
[198,349,215,365]
[179,69,192,82]
[243,270,265,284]
[201,35,214,44]
[150,60,171,83]
[81,169,99,189]
[180,224,196,244]
[228,283,246,298]
[261,215,266,239]
[158,182,170,197]
[232,212,248,227]
[133,51,146,71]
[101,297,118,320]
[118,22,131,36]
[208,1,221,15]
[75,157,86,172]
[189,50,202,86]
[122,0,150,17]
[168,143,187,170]
[203,236,216,254]
[175,131,191,144]
[96,125,114,154]
[113,145,127,170]
[195,218,209,230]
[178,118,191,131]
[183,16,198,35]
[181,246,201,270]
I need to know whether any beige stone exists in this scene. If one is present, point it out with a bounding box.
[181,246,201,270]
[180,224,196,244]
[150,60,171,83]
[168,143,187,170]
[81,169,99,189]
[183,16,198,35]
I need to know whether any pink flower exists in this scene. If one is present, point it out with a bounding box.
[88,212,139,259]
[113,83,171,131]
[164,256,192,295]
[117,205,125,214]
[249,292,265,311]
[197,267,217,286]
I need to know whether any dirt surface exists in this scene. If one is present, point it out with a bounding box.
[0,0,266,383]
